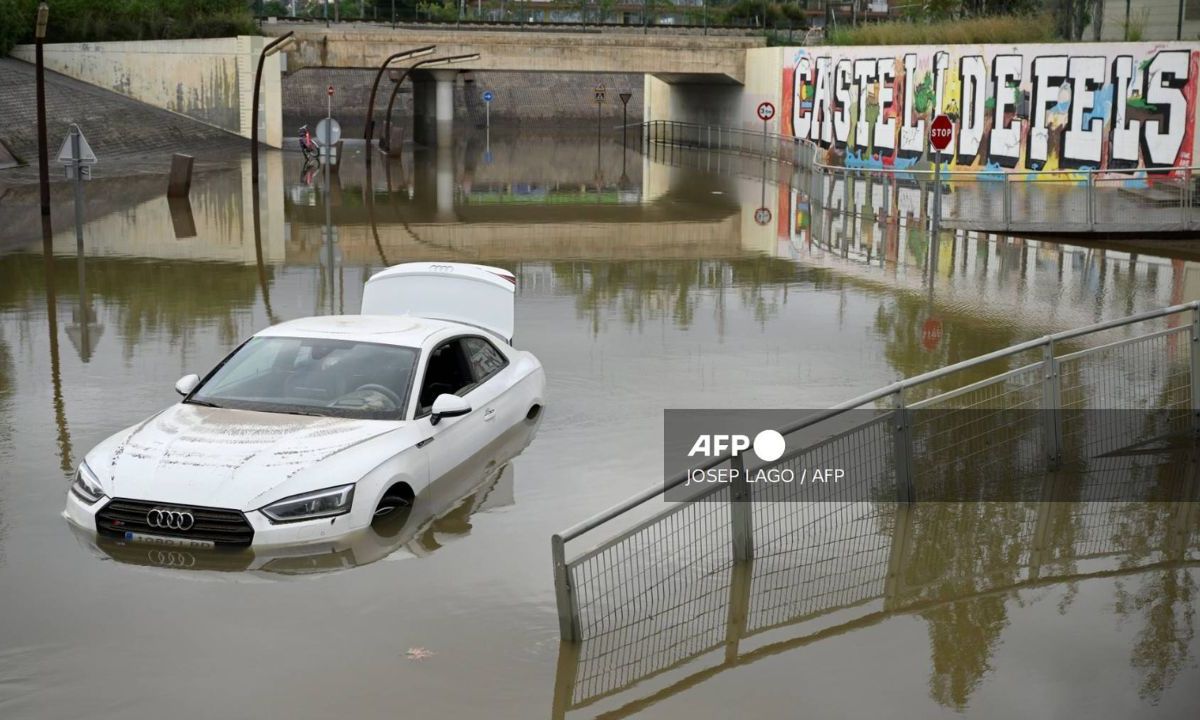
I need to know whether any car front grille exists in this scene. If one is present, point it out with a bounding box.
[95,498,255,547]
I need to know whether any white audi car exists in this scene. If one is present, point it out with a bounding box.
[64,263,545,550]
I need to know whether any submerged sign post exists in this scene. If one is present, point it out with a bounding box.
[482,89,494,132]
[929,114,952,239]
[619,91,633,148]
[57,124,97,255]
[756,101,775,159]
[594,83,606,140]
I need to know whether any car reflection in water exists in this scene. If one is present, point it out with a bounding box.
[71,419,538,577]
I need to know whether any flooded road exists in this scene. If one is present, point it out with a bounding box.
[1,131,1198,718]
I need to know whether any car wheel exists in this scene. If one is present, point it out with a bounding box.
[373,483,415,523]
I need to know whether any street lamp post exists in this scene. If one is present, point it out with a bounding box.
[363,46,436,144]
[250,32,294,187]
[35,2,50,216]
[379,53,481,153]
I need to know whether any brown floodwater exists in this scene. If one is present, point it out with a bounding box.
[0,132,1197,719]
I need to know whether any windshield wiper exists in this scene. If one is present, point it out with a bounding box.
[278,409,325,417]
[185,399,222,408]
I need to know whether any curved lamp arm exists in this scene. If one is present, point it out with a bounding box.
[380,53,481,152]
[364,45,436,143]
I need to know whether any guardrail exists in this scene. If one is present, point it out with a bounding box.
[551,300,1200,642]
[638,120,1200,233]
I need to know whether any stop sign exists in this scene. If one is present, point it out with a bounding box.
[929,114,953,151]
[921,318,943,351]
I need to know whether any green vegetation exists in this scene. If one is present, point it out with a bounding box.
[826,13,1058,46]
[1,0,256,54]
[718,0,807,28]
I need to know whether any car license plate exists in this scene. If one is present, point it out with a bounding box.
[124,532,215,550]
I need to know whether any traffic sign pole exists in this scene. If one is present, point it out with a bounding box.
[928,114,952,242]
[933,148,942,240]
[755,102,776,162]
[71,127,84,255]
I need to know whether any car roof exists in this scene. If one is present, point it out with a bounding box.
[254,315,460,347]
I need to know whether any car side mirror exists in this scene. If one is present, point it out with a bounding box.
[430,393,470,426]
[175,374,200,396]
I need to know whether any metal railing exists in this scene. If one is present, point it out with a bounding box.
[551,300,1200,643]
[639,120,1200,233]
[552,473,1200,716]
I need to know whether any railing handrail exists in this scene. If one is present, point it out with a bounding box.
[640,119,1200,179]
[554,299,1200,547]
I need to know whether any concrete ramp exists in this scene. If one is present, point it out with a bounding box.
[10,36,283,148]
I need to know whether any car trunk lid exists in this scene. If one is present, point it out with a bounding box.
[360,262,516,342]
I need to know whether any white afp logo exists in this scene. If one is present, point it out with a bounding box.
[687,430,785,462]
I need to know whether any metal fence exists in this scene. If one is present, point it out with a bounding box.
[553,477,1200,716]
[250,0,771,32]
[640,120,1200,233]
[552,300,1200,651]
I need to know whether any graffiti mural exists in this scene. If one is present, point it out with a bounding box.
[781,43,1200,176]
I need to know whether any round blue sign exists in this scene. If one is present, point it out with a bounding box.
[482,90,494,103]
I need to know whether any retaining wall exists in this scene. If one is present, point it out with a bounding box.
[766,42,1200,174]
[10,37,283,148]
[282,69,644,137]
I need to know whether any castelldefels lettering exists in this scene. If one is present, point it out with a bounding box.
[784,45,1196,173]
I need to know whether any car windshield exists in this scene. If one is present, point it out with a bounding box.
[188,337,418,420]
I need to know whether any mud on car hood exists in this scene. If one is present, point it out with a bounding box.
[102,403,398,510]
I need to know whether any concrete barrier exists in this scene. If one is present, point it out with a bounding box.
[11,37,283,148]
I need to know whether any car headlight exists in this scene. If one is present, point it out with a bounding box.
[261,484,355,524]
[71,462,106,505]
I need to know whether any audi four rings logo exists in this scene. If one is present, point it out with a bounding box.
[147,508,195,531]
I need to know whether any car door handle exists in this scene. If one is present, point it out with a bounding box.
[483,408,496,421]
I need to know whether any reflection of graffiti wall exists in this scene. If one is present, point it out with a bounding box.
[780,43,1199,175]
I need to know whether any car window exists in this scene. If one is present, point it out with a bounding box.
[189,337,418,420]
[462,337,508,383]
[416,339,477,416]
[203,338,293,395]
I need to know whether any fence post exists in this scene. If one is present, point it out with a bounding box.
[1191,305,1200,433]
[892,390,915,503]
[882,171,890,219]
[1183,167,1192,231]
[1042,338,1063,470]
[883,503,911,609]
[730,453,754,562]
[1003,173,1012,231]
[1087,169,1096,231]
[551,534,579,642]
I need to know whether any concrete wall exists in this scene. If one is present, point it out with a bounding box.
[271,24,758,83]
[764,42,1199,173]
[1087,0,1200,42]
[11,37,283,148]
[283,68,644,137]
[645,48,784,133]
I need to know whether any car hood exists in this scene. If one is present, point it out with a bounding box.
[101,404,400,510]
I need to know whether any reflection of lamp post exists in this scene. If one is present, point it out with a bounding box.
[250,32,294,187]
[35,2,50,216]
[380,53,481,154]
[364,46,435,144]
